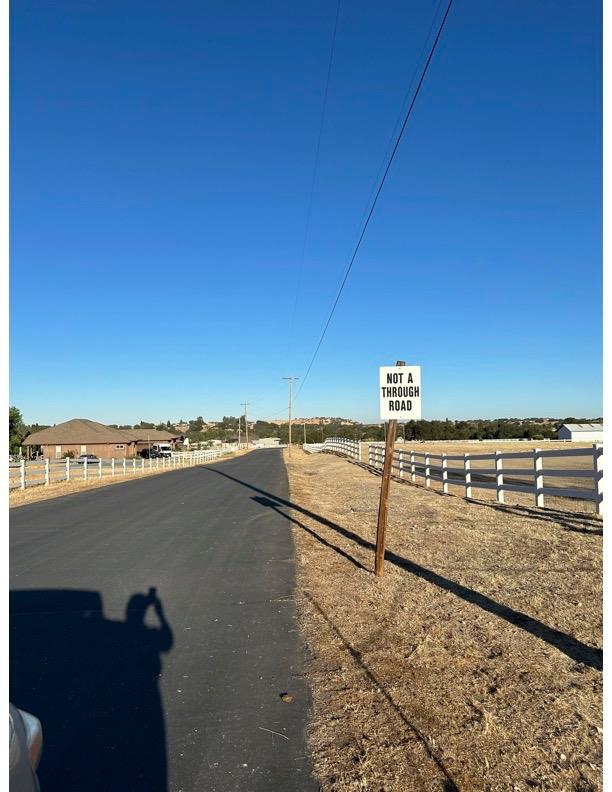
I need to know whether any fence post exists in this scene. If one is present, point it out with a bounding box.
[142,458,145,473]
[594,443,603,515]
[149,456,152,471]
[533,448,544,507]
[398,449,404,478]
[156,457,159,470]
[133,458,136,475]
[66,457,70,482]
[84,458,88,481]
[495,450,504,504]
[111,458,115,477]
[442,453,448,494]
[20,459,25,490]
[425,453,431,487]
[368,445,373,467]
[464,453,471,499]
[45,458,49,486]
[123,458,126,476]
[410,451,416,483]
[99,457,103,478]
[358,441,362,462]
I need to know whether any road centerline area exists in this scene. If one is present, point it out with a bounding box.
[10,449,316,792]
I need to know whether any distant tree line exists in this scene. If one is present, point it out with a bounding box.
[8,406,603,455]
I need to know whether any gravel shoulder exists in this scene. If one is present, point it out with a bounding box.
[285,448,602,792]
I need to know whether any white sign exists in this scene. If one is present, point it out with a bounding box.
[379,365,421,420]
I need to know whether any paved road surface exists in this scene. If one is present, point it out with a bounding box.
[10,450,316,792]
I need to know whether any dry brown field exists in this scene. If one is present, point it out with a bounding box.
[285,448,602,792]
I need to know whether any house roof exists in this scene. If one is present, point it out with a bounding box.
[23,419,134,446]
[121,429,182,442]
[559,423,603,432]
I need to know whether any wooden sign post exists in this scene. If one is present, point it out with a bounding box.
[374,359,422,576]
[374,360,404,576]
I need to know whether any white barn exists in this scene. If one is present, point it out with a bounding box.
[556,423,603,442]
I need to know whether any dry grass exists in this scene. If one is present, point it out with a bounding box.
[285,448,602,792]
[9,450,251,508]
[361,442,599,512]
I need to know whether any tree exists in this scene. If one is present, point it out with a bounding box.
[9,407,27,455]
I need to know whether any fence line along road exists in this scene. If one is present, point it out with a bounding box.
[8,448,245,492]
[367,443,603,514]
[303,437,603,514]
[303,437,361,460]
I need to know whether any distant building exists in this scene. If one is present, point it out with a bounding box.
[120,429,184,456]
[22,419,138,459]
[22,419,184,459]
[556,423,603,442]
[252,437,281,448]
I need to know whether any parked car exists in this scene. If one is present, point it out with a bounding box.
[9,703,42,792]
[76,454,100,465]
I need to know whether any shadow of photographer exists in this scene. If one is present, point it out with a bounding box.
[10,586,173,791]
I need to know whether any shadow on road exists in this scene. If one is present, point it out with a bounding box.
[10,587,173,791]
[204,463,602,672]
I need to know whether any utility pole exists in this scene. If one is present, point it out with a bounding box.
[282,377,298,455]
[242,402,249,447]
[238,415,241,447]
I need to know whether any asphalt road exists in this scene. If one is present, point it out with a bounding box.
[10,449,317,792]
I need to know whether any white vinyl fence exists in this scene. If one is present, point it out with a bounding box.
[9,449,235,492]
[367,444,603,514]
[303,437,361,460]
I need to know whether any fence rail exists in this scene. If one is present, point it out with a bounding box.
[366,444,603,514]
[303,437,361,460]
[9,449,235,492]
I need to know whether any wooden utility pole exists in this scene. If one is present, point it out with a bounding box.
[242,402,249,447]
[374,360,405,577]
[282,377,298,455]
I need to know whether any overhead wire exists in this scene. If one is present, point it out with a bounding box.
[293,0,454,403]
[285,0,342,365]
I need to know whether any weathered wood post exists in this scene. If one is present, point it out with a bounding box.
[374,360,404,577]
[594,443,603,515]
[464,453,471,499]
[495,450,504,503]
[442,453,449,494]
[533,448,544,507]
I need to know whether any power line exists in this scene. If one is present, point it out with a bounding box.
[286,0,342,364]
[294,0,454,402]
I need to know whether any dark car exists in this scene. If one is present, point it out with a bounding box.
[76,454,100,464]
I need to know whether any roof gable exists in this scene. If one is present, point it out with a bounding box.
[23,418,134,446]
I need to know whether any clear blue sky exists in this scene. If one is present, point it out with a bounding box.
[10,0,602,425]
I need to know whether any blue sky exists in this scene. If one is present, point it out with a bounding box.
[10,0,601,425]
